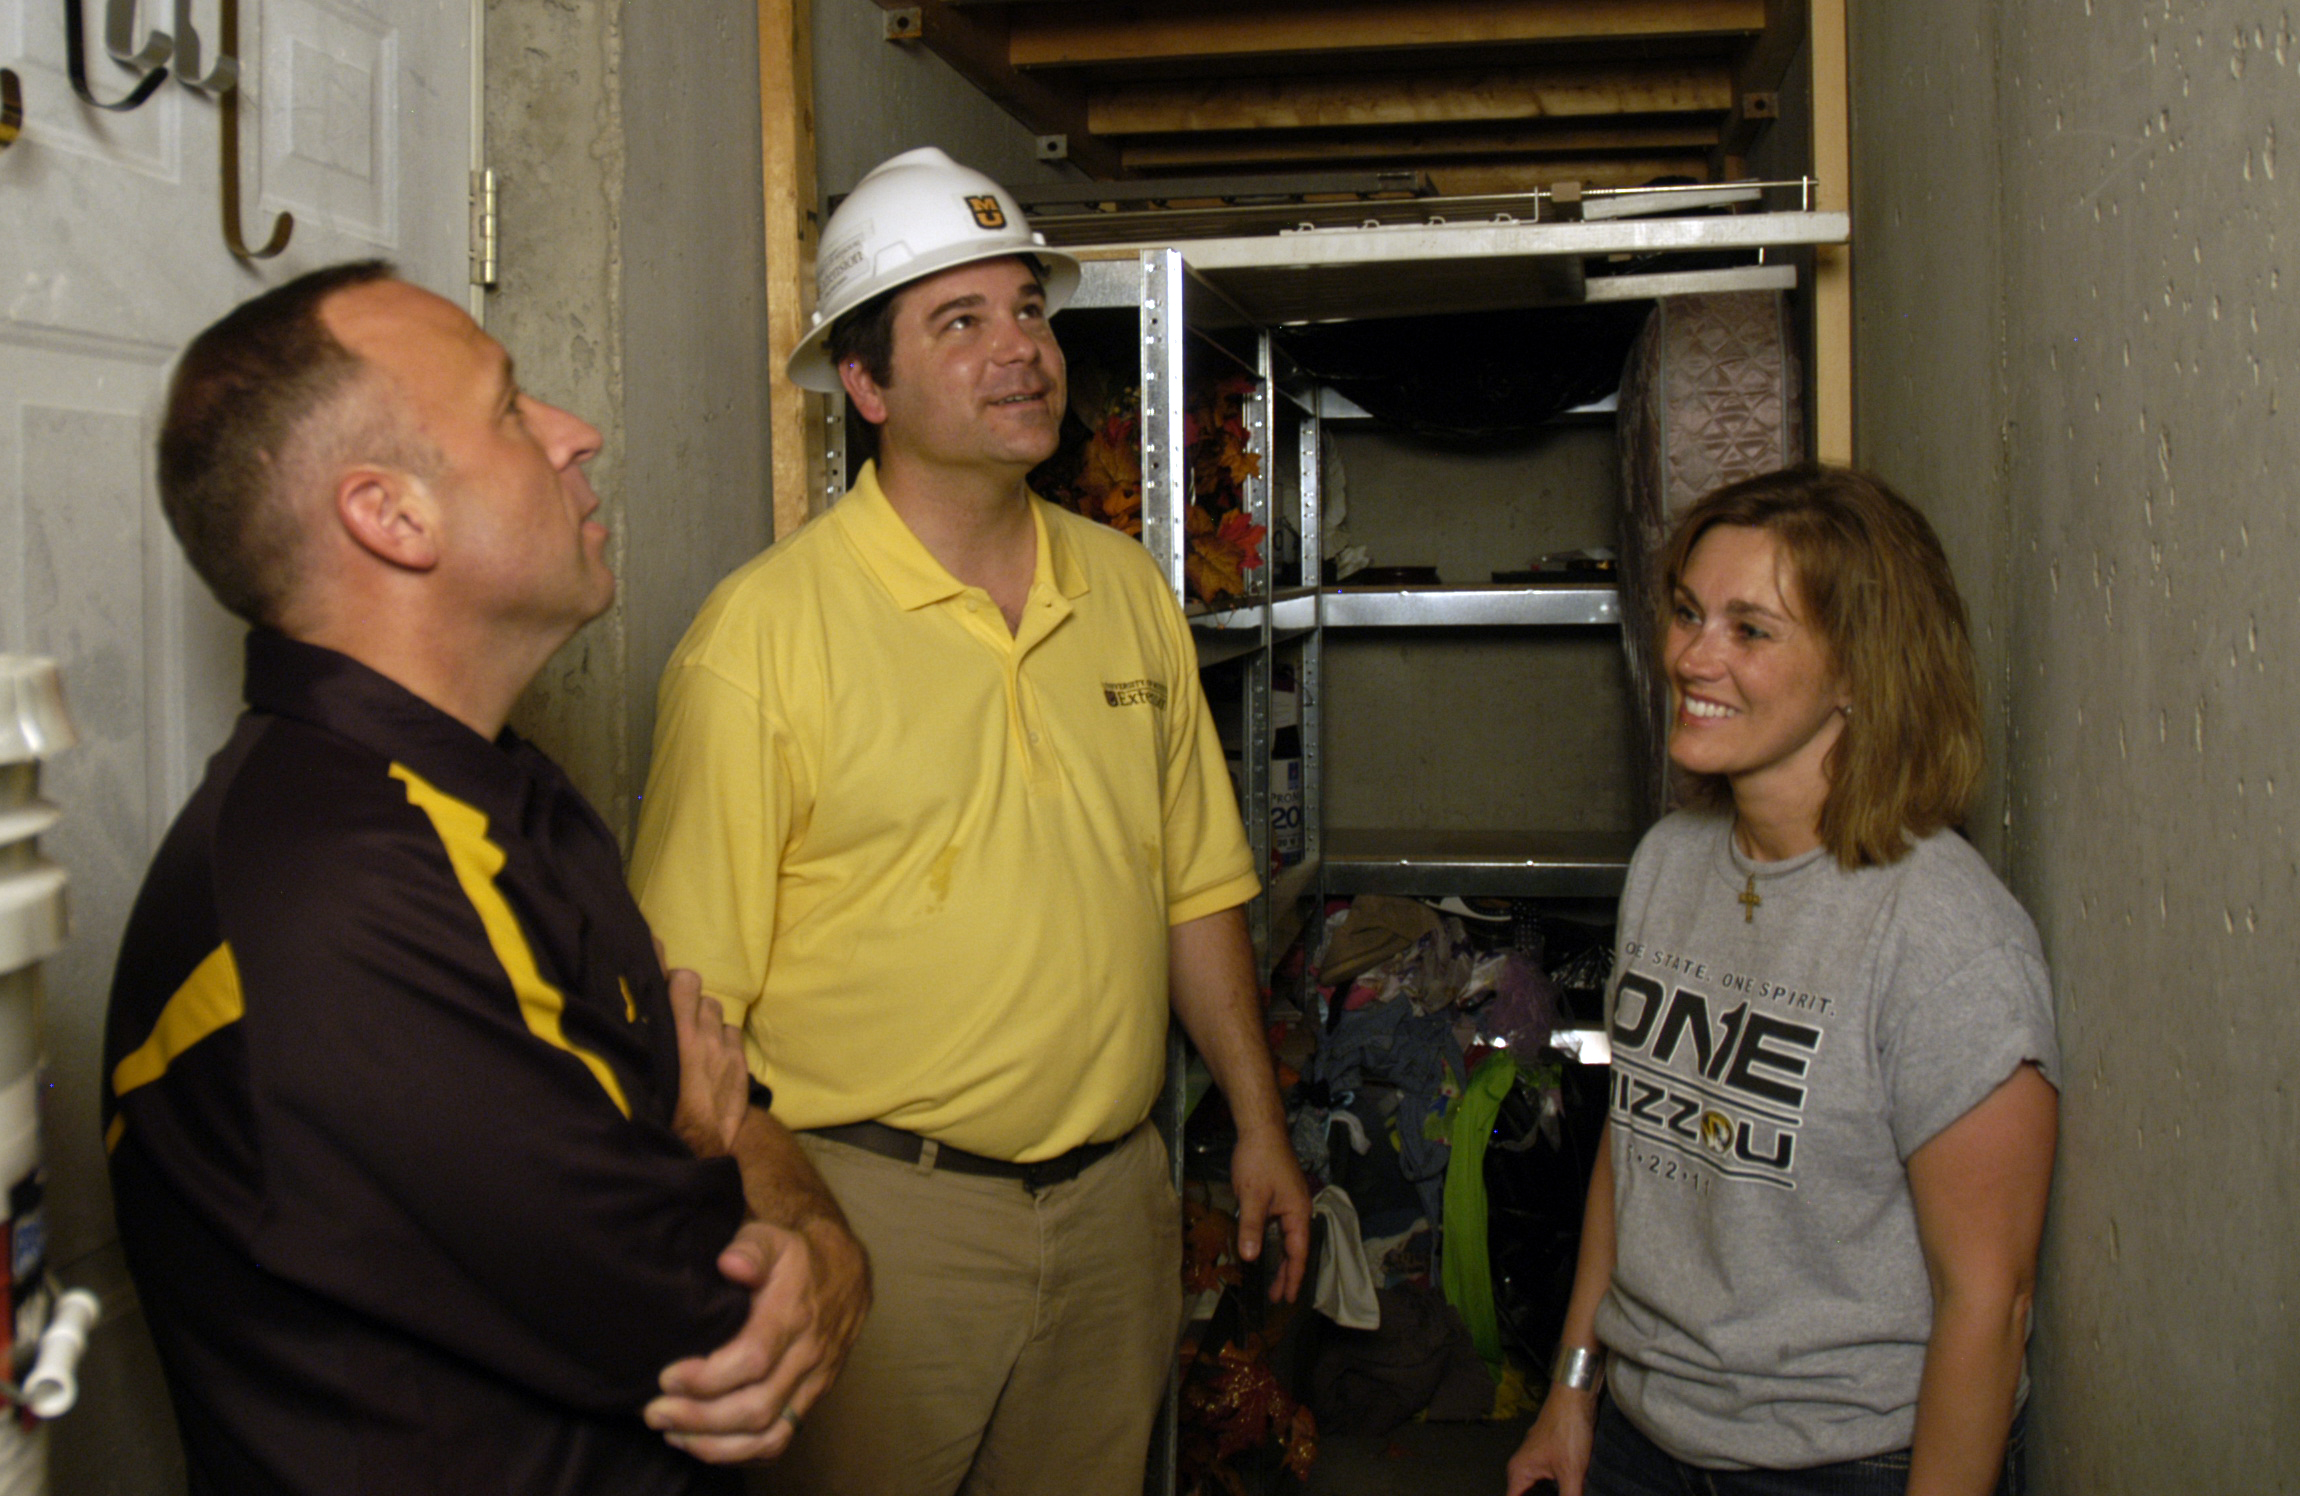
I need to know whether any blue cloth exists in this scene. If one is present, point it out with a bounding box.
[1314,996,1465,1242]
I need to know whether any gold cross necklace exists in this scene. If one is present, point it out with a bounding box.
[1732,821,1763,922]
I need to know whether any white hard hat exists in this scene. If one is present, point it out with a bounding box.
[786,147,1082,394]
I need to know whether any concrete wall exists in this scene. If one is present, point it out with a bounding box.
[1848,0,2011,865]
[1851,2,2300,1484]
[486,0,771,839]
[811,2,1070,202]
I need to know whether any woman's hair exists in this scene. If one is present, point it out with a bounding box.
[1657,464,1982,868]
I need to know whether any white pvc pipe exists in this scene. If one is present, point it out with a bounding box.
[21,1291,99,1420]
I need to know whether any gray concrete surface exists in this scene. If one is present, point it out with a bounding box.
[486,0,773,844]
[811,0,1074,201]
[1852,2,2300,1484]
[486,0,632,833]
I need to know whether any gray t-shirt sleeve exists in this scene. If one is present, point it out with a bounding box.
[1876,908,2060,1161]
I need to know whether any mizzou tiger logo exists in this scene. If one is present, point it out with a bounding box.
[965,195,1008,230]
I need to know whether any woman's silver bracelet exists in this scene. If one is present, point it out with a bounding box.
[1551,1345,1602,1391]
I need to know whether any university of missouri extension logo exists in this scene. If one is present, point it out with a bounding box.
[1103,679,1167,708]
[966,195,1008,229]
[1608,963,1824,1190]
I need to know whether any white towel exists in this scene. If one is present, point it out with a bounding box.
[1310,1185,1383,1330]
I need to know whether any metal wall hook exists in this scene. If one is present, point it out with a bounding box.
[65,0,168,111]
[103,0,171,74]
[0,69,21,152]
[169,0,236,94]
[216,0,287,259]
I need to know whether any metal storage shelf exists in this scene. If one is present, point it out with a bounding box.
[1190,588,1319,668]
[1175,213,1845,325]
[1270,589,1317,636]
[1062,209,1836,1496]
[1322,828,1637,899]
[1324,583,1619,629]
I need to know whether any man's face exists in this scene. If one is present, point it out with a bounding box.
[322,279,612,632]
[854,256,1066,476]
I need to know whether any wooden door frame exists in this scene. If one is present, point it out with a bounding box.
[761,0,822,540]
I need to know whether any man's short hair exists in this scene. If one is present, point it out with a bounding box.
[157,259,405,627]
[824,285,901,393]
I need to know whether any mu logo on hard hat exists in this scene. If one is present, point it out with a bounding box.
[966,195,1008,230]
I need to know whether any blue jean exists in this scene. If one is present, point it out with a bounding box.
[1586,1394,2027,1496]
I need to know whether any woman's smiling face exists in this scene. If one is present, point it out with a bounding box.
[1664,522,1852,805]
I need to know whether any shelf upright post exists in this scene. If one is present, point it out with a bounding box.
[1240,334,1275,958]
[1297,403,1323,886]
[1138,249,1189,597]
[1138,245,1189,1496]
[821,394,848,512]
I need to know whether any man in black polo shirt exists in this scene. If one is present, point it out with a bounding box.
[103,261,868,1494]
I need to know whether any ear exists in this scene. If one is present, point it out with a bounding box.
[334,466,442,573]
[838,358,890,427]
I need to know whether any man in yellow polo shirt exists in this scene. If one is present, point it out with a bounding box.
[629,148,1311,1495]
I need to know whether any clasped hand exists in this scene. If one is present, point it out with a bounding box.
[654,961,871,1462]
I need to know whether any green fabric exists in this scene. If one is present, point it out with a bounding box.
[1442,1051,1517,1375]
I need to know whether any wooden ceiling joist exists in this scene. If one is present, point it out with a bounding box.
[1006,0,1766,70]
[1090,64,1735,136]
[1122,120,1724,172]
[879,0,1797,196]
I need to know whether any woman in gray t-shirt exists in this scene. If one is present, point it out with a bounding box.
[1506,466,2059,1496]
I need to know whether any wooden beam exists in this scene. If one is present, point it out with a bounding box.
[873,0,1125,177]
[1123,120,1723,171]
[1011,0,1765,69]
[1809,0,1851,463]
[1721,0,1806,158]
[1091,64,1733,134]
[761,0,822,537]
[1423,158,1714,194]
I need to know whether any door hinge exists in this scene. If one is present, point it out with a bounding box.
[470,167,499,289]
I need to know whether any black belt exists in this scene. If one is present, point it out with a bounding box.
[806,1120,1123,1192]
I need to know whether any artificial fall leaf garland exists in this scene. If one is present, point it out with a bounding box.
[1179,1198,1319,1492]
[1036,371,1269,608]
[1180,1339,1319,1493]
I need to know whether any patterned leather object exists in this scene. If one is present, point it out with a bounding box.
[1616,293,1806,819]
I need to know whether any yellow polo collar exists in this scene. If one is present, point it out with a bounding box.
[832,460,1091,612]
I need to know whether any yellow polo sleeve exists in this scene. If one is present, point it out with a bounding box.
[629,633,810,1029]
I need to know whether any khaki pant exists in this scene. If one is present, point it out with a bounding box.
[756,1122,1183,1496]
